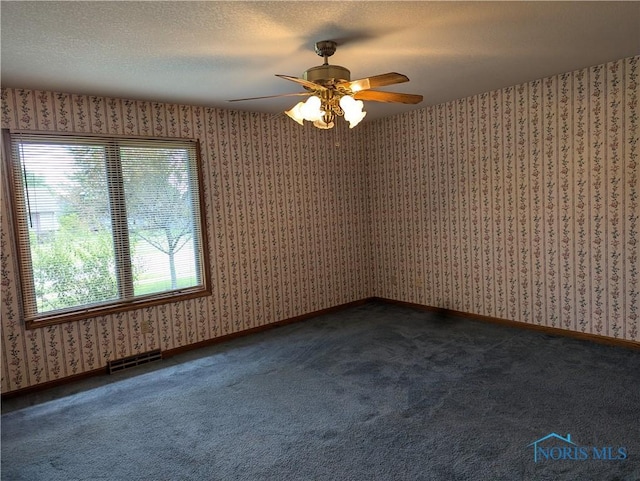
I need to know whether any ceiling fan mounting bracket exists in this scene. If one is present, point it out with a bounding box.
[314,40,337,59]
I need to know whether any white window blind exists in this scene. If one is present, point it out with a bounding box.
[7,132,209,326]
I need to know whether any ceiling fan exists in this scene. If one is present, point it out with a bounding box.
[228,40,423,129]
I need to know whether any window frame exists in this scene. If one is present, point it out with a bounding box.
[2,129,211,329]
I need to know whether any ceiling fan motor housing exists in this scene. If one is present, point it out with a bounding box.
[303,64,351,88]
[303,40,351,89]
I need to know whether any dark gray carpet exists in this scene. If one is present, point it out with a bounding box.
[2,301,640,480]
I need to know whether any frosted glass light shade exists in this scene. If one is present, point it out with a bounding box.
[300,96,324,122]
[339,95,356,112]
[340,95,366,128]
[346,110,366,128]
[285,101,305,125]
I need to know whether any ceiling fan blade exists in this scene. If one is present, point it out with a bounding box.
[353,90,423,104]
[275,74,326,91]
[341,72,409,92]
[228,92,312,102]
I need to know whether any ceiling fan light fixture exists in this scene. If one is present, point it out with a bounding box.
[285,93,366,129]
[340,95,367,128]
[346,110,366,129]
[285,101,306,125]
[300,95,324,122]
[231,40,422,130]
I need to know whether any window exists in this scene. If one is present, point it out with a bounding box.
[4,131,210,328]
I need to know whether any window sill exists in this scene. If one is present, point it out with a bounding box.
[24,287,212,329]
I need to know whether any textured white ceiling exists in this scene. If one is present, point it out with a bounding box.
[2,1,639,121]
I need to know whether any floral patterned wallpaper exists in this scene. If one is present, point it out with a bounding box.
[2,55,638,393]
[1,90,371,393]
[365,56,638,342]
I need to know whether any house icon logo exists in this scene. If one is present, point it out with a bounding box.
[527,433,576,463]
[527,432,628,463]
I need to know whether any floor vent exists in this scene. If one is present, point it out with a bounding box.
[108,349,162,374]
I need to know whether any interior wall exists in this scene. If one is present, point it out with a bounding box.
[2,55,637,394]
[364,56,639,342]
[0,90,371,393]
